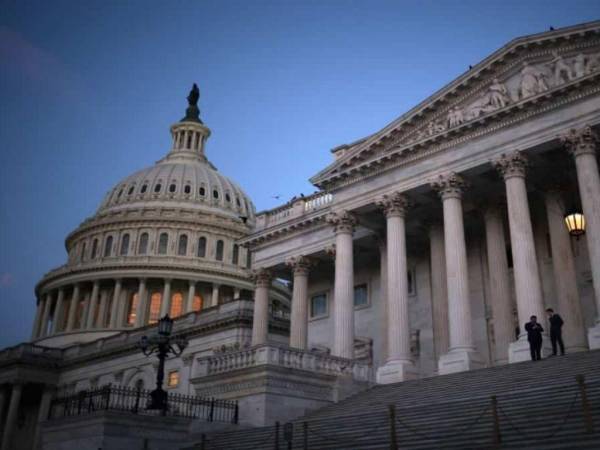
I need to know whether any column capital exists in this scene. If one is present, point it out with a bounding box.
[251,268,272,288]
[324,243,336,257]
[431,172,468,199]
[560,126,599,158]
[285,255,315,276]
[326,210,357,234]
[376,192,410,218]
[494,151,528,180]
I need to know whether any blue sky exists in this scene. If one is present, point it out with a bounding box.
[0,0,598,347]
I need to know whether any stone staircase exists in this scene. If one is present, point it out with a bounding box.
[189,350,600,449]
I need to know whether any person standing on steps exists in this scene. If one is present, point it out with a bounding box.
[525,315,544,361]
[546,308,565,356]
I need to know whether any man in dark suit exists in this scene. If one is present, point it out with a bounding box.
[546,308,565,356]
[525,315,544,361]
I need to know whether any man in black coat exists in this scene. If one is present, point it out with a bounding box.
[525,315,544,361]
[546,308,565,356]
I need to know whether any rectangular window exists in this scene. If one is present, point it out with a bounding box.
[167,370,180,388]
[353,284,368,308]
[310,293,328,318]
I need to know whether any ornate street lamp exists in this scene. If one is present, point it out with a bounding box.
[564,209,586,239]
[139,315,188,412]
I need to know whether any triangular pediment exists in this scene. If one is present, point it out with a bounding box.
[310,21,600,189]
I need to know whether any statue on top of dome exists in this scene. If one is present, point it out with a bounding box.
[182,83,202,123]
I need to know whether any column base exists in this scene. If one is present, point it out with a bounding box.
[438,349,485,375]
[588,323,600,350]
[508,336,552,363]
[376,360,418,384]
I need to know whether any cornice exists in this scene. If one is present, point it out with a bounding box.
[241,213,329,249]
[312,31,600,189]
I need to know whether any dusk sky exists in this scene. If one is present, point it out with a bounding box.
[0,0,598,348]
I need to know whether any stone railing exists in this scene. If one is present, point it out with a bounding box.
[0,343,63,364]
[195,344,371,382]
[254,192,333,231]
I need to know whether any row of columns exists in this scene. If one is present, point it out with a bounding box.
[32,278,241,340]
[247,126,600,381]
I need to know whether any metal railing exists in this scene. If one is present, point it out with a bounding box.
[48,384,238,423]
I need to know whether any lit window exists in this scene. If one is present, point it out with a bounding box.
[178,235,188,256]
[213,189,219,199]
[148,292,162,324]
[158,233,168,254]
[169,183,176,193]
[184,185,191,194]
[141,184,148,193]
[310,293,327,318]
[104,236,113,257]
[154,183,162,193]
[170,293,183,318]
[120,234,130,256]
[232,244,239,265]
[138,233,149,255]
[216,240,224,261]
[126,293,139,326]
[197,237,207,257]
[354,284,368,307]
[192,294,203,312]
[167,370,179,388]
[199,186,205,196]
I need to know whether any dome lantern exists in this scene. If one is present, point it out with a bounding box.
[167,84,212,162]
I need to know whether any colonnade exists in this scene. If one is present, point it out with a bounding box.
[32,278,244,340]
[248,126,600,381]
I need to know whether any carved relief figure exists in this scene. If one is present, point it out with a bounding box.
[550,52,574,85]
[489,78,509,109]
[586,52,600,74]
[519,62,549,99]
[573,53,586,78]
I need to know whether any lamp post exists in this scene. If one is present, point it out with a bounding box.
[139,315,188,412]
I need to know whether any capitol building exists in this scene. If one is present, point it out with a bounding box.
[1,20,600,450]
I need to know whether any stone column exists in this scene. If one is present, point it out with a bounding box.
[327,211,357,359]
[51,288,66,334]
[39,293,53,338]
[431,173,483,374]
[211,284,220,307]
[66,284,80,331]
[109,279,122,328]
[378,238,388,360]
[376,193,417,383]
[428,221,449,361]
[494,152,549,362]
[96,290,109,328]
[1,383,22,450]
[85,281,100,329]
[31,298,44,340]
[483,207,514,365]
[251,268,272,346]
[544,190,587,352]
[286,256,313,350]
[160,279,172,317]
[32,386,54,450]
[186,281,196,313]
[134,279,147,327]
[560,127,600,348]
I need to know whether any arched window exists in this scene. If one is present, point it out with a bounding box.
[126,293,139,326]
[91,239,98,259]
[154,183,162,193]
[140,184,148,193]
[178,234,188,256]
[169,183,176,193]
[104,236,113,257]
[192,294,203,312]
[135,379,145,390]
[80,242,86,262]
[197,237,206,258]
[158,233,168,255]
[120,234,130,256]
[138,233,149,255]
[199,186,205,196]
[148,292,162,324]
[232,244,239,265]
[184,185,191,194]
[213,189,219,199]
[216,240,224,261]
[117,189,123,198]
[128,186,135,196]
[225,193,231,203]
[169,292,183,318]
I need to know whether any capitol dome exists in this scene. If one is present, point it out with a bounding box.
[32,85,288,348]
